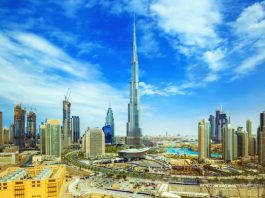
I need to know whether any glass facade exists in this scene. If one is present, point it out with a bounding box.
[102,125,114,144]
[105,108,114,143]
[45,120,61,158]
[215,110,230,143]
[71,116,80,143]
[14,105,26,149]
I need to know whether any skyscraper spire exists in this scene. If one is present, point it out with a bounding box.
[132,14,138,83]
[126,16,142,148]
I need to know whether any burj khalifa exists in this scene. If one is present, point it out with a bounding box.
[126,17,143,148]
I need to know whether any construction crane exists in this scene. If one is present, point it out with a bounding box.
[64,88,71,101]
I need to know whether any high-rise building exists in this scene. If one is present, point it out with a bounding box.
[232,129,238,160]
[237,128,248,158]
[9,124,14,144]
[208,115,215,141]
[246,120,252,137]
[40,123,46,155]
[258,111,265,165]
[27,111,37,147]
[215,110,221,143]
[41,119,61,159]
[2,128,9,145]
[14,104,26,149]
[257,127,261,162]
[105,107,114,141]
[215,109,230,143]
[126,17,142,148]
[249,136,257,156]
[82,128,105,158]
[0,111,2,147]
[102,125,114,145]
[246,120,254,155]
[198,119,211,161]
[222,123,234,162]
[71,116,80,143]
[63,98,71,148]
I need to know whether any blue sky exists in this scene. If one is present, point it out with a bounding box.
[0,0,265,136]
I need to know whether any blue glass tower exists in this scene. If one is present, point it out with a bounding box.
[105,107,114,139]
[102,125,114,144]
[215,108,230,143]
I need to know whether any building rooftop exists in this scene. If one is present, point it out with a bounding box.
[34,168,52,180]
[0,169,26,182]
[119,148,150,153]
[0,165,65,183]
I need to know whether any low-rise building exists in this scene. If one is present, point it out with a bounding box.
[114,136,126,145]
[2,146,19,153]
[118,148,149,160]
[0,165,66,198]
[2,128,9,145]
[0,153,18,165]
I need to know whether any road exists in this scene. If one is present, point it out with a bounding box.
[64,150,265,184]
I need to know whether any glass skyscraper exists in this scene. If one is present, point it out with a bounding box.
[126,17,142,148]
[14,104,26,149]
[71,116,80,143]
[102,125,113,145]
[44,119,61,158]
[208,115,215,141]
[198,119,211,161]
[105,107,114,144]
[222,123,234,162]
[215,109,230,143]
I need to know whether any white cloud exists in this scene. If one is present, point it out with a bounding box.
[235,52,265,75]
[85,0,150,16]
[150,0,222,48]
[138,19,161,58]
[203,48,226,72]
[51,0,84,18]
[231,1,265,78]
[204,72,219,82]
[139,82,164,95]
[124,0,150,16]
[14,32,64,57]
[140,82,194,96]
[0,31,128,135]
[150,0,226,85]
[232,1,265,39]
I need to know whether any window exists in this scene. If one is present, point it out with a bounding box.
[48,179,55,182]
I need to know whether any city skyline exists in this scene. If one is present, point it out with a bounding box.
[0,0,265,136]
